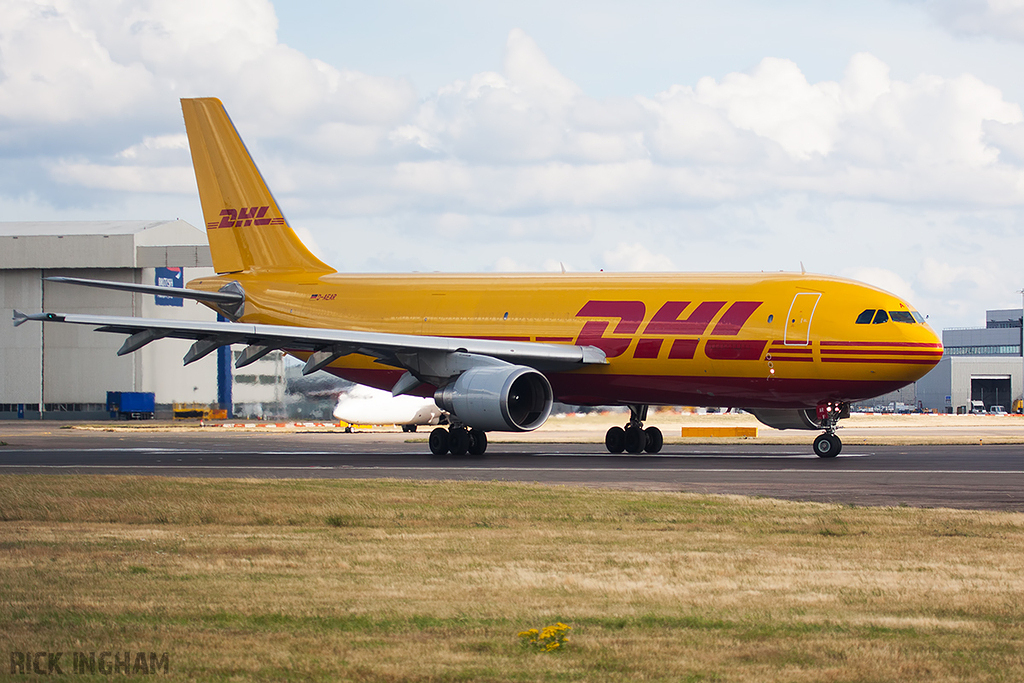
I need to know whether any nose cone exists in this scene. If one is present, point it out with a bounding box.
[904,318,944,382]
[923,322,942,352]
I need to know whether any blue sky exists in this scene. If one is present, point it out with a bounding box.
[3,0,1024,331]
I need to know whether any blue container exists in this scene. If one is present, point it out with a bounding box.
[106,391,155,419]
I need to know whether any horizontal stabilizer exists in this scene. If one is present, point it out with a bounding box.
[45,276,244,305]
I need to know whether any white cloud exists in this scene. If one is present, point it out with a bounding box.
[691,57,844,160]
[925,0,1024,42]
[917,256,1007,294]
[117,134,188,160]
[0,0,157,123]
[291,225,327,262]
[844,267,918,303]
[493,256,526,272]
[392,44,1024,215]
[914,255,1019,323]
[49,161,193,193]
[503,28,581,107]
[0,0,416,134]
[602,243,675,272]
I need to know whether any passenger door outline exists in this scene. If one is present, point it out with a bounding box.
[784,292,821,346]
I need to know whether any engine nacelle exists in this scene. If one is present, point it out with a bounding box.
[747,408,823,431]
[434,365,553,432]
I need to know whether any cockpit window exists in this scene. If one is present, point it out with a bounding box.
[857,308,920,324]
[889,311,915,323]
[855,309,875,324]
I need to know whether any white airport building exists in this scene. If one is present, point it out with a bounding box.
[916,309,1024,413]
[1,221,285,419]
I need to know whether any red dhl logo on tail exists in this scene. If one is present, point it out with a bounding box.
[208,206,285,230]
[575,300,768,361]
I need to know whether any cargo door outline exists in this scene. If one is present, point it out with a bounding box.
[784,292,820,346]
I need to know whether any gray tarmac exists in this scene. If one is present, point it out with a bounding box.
[1,422,1022,511]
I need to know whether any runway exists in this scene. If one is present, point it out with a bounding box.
[1,423,1022,511]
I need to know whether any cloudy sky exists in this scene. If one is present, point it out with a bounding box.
[4,0,1024,332]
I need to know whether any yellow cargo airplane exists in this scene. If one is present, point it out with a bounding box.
[14,98,943,457]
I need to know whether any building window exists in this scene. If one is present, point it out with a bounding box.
[42,403,105,412]
[0,403,40,412]
[946,345,1022,356]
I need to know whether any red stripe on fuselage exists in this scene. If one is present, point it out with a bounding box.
[821,358,941,365]
[820,341,943,348]
[821,349,943,357]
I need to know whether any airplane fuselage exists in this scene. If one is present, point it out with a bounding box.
[188,270,942,409]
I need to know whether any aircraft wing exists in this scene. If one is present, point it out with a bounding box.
[12,310,607,394]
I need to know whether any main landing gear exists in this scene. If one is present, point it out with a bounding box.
[812,402,847,458]
[604,404,663,454]
[429,425,488,457]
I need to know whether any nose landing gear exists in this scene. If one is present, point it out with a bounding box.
[812,402,848,458]
[812,432,841,457]
[604,405,663,454]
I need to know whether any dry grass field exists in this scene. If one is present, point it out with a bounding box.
[2,475,1023,682]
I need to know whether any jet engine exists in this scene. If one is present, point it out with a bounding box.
[434,365,553,432]
[747,408,823,431]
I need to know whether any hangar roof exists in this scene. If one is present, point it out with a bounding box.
[0,220,213,269]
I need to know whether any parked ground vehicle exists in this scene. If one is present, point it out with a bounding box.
[106,391,155,420]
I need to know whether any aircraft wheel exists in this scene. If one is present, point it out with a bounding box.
[605,426,625,454]
[468,429,488,456]
[624,424,647,454]
[813,433,840,458]
[428,427,449,456]
[402,424,417,433]
[448,427,471,456]
[644,426,663,454]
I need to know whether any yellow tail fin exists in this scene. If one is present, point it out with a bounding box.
[181,97,335,275]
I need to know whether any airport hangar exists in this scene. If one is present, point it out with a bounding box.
[1,221,284,420]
